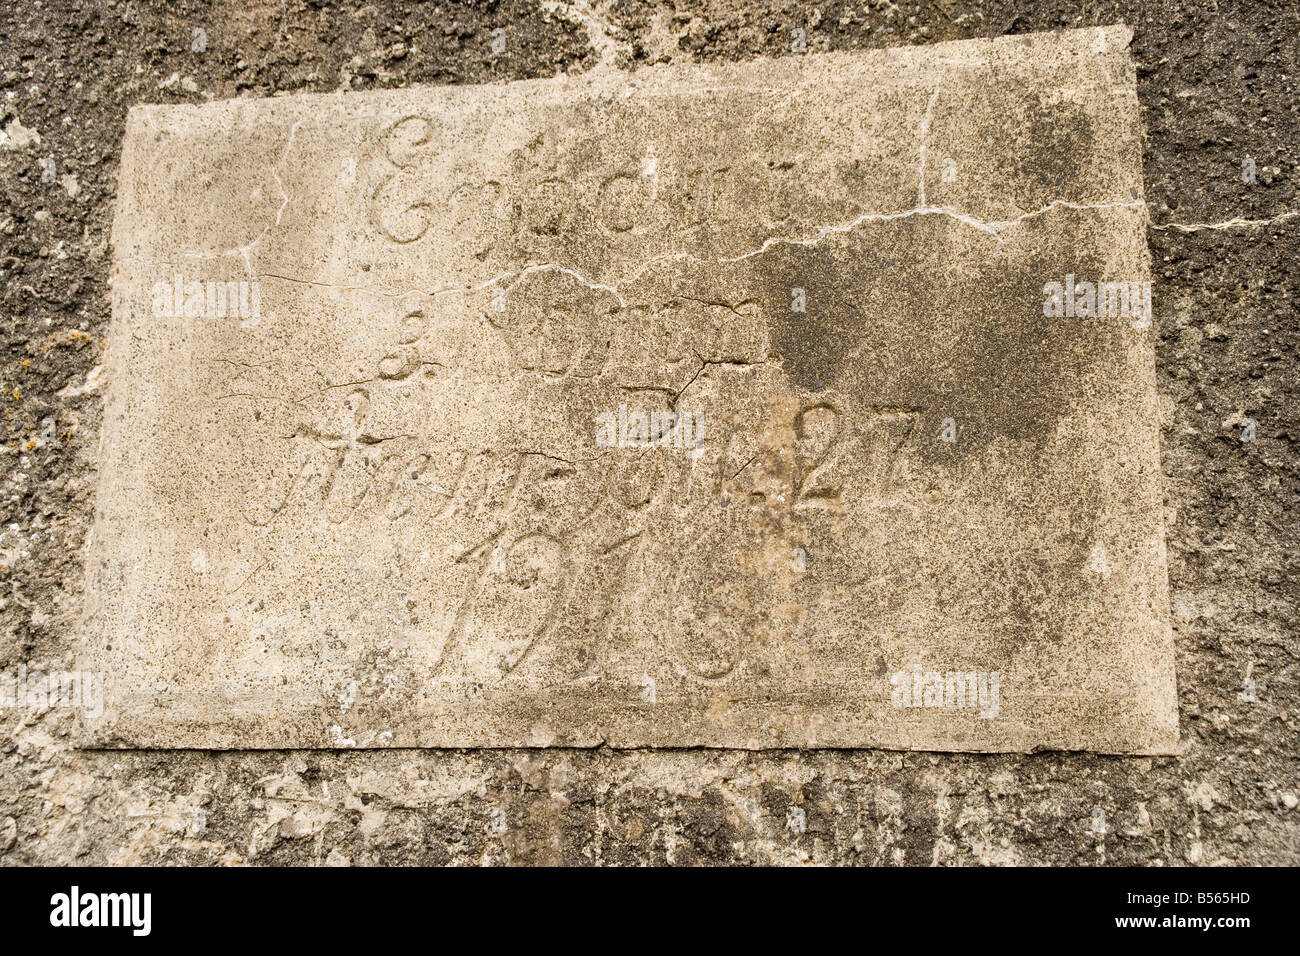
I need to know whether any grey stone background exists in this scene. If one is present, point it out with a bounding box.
[0,0,1295,865]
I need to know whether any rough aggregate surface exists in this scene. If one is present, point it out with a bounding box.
[0,0,1295,865]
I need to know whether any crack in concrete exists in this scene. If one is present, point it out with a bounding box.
[416,197,1151,306]
[1148,210,1300,232]
[180,119,304,279]
[141,198,1297,313]
[917,83,943,206]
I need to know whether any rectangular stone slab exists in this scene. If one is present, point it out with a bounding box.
[83,25,1178,752]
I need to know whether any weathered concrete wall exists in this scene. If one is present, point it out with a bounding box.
[0,0,1296,865]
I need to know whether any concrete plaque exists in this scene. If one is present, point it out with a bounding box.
[84,25,1177,752]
